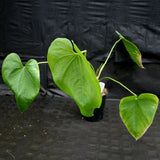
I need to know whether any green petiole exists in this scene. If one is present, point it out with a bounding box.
[97,38,122,79]
[99,76,137,97]
[38,61,48,65]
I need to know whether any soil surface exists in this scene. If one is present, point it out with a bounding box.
[0,95,160,160]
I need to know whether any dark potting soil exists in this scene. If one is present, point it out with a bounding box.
[0,95,160,160]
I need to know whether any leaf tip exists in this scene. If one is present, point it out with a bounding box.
[135,137,140,141]
[137,55,145,69]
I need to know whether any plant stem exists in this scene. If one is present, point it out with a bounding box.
[38,61,48,65]
[97,38,122,79]
[99,76,137,97]
[115,30,124,38]
[81,50,87,57]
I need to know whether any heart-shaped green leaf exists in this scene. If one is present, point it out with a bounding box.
[119,93,159,140]
[47,38,102,117]
[2,53,40,112]
[116,31,144,69]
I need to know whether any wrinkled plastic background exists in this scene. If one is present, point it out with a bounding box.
[0,1,160,96]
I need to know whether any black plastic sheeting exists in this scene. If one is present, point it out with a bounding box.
[0,1,160,96]
[1,1,160,62]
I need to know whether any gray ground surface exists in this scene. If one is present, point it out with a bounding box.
[0,95,160,160]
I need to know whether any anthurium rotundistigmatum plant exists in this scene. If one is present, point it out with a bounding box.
[1,31,159,140]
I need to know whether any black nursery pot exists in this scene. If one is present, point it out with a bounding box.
[83,95,106,122]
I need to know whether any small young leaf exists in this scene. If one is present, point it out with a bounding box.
[47,38,102,117]
[122,38,144,68]
[116,31,144,69]
[119,93,159,140]
[2,53,40,112]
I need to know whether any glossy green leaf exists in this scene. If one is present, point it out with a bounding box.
[116,31,144,69]
[119,93,159,140]
[2,53,40,112]
[47,38,102,117]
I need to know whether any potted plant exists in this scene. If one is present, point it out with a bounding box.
[1,31,159,140]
